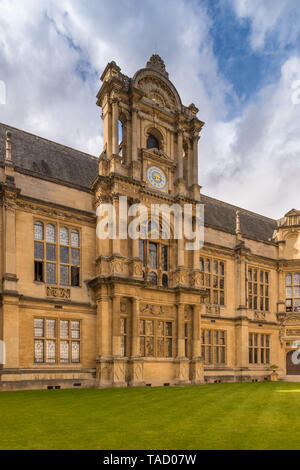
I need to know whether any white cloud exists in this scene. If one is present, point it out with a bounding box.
[230,0,300,50]
[0,0,299,219]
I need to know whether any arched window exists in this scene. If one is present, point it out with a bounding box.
[34,221,44,241]
[147,134,159,150]
[149,272,158,286]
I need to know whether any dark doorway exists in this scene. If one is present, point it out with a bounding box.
[286,350,300,375]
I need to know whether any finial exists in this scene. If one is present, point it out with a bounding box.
[5,130,12,162]
[235,210,241,235]
[146,54,168,78]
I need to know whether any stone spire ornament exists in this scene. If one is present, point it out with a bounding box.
[146,54,169,78]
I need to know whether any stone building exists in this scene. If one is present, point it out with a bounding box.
[0,55,299,391]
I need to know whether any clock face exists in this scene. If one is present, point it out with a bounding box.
[146,166,167,190]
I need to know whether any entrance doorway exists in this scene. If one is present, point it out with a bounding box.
[286,350,300,375]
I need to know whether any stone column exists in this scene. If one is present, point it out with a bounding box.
[177,129,183,180]
[191,304,204,384]
[131,106,138,162]
[111,294,127,387]
[112,195,120,256]
[129,297,144,386]
[192,136,199,185]
[126,117,132,164]
[111,98,119,155]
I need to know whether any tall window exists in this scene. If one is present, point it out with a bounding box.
[34,222,80,286]
[138,221,169,287]
[139,319,173,357]
[34,318,80,364]
[120,317,128,357]
[247,267,269,311]
[201,329,226,365]
[286,273,300,312]
[199,257,225,305]
[249,333,270,364]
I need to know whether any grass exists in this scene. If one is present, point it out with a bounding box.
[1,382,300,450]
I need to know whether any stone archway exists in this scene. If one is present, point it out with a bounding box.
[286,350,300,375]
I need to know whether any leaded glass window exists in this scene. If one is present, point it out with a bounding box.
[199,257,225,305]
[46,263,56,284]
[71,230,79,247]
[60,227,69,245]
[60,265,69,286]
[34,221,44,240]
[46,224,55,242]
[34,318,81,364]
[286,272,300,312]
[201,329,226,365]
[248,267,269,311]
[139,319,174,358]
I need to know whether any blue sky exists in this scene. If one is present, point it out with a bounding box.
[0,0,300,218]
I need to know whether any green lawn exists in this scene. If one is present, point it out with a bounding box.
[1,382,300,450]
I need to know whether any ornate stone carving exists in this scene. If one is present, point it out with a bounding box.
[254,310,266,321]
[205,305,220,315]
[140,303,174,317]
[146,54,168,78]
[46,286,70,299]
[137,76,176,109]
[286,329,300,336]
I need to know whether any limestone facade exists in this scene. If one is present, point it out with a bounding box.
[0,55,299,390]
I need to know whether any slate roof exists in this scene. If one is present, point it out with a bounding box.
[0,122,277,242]
[0,122,98,190]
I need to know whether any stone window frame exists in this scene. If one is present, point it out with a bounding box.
[249,333,270,365]
[247,266,269,312]
[33,220,81,288]
[33,317,81,365]
[138,220,169,287]
[139,318,174,358]
[120,316,129,357]
[285,272,300,313]
[199,256,225,306]
[201,329,226,365]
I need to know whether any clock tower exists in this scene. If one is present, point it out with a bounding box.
[92,55,206,388]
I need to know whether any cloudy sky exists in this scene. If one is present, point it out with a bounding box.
[0,0,300,219]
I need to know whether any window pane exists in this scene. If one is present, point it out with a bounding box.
[60,227,69,245]
[145,337,154,356]
[157,321,164,336]
[286,273,292,286]
[71,266,80,287]
[71,321,80,339]
[60,246,69,264]
[46,340,56,363]
[139,240,145,264]
[149,243,157,269]
[200,258,204,272]
[60,341,69,363]
[162,274,168,287]
[294,273,300,285]
[220,262,224,276]
[34,241,44,260]
[139,320,145,335]
[34,261,44,282]
[166,338,172,357]
[146,320,154,335]
[295,299,300,312]
[205,259,210,272]
[46,224,55,242]
[149,271,157,285]
[60,320,69,338]
[46,319,56,338]
[71,342,80,363]
[34,318,44,337]
[295,286,300,297]
[34,222,44,241]
[60,265,69,285]
[166,322,172,337]
[71,249,80,266]
[46,263,56,284]
[161,245,168,271]
[71,230,79,247]
[286,287,292,298]
[46,244,56,261]
[34,339,44,363]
